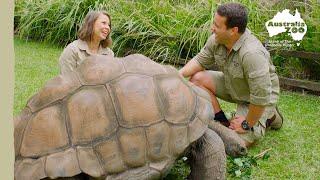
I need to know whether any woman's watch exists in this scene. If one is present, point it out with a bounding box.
[241,120,253,131]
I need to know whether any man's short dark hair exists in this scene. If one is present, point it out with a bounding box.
[217,3,248,33]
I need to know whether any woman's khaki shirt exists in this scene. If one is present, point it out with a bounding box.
[59,39,114,75]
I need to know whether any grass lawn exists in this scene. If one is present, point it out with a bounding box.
[14,37,320,179]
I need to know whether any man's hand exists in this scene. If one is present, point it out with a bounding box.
[229,115,248,134]
[178,70,185,79]
[178,59,204,78]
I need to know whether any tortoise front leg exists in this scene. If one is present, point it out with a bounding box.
[208,120,247,157]
[188,129,226,180]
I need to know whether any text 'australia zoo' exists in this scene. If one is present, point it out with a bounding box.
[267,21,306,33]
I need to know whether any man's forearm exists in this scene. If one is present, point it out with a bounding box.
[246,104,266,127]
[179,59,204,77]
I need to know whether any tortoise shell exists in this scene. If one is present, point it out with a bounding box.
[14,54,214,179]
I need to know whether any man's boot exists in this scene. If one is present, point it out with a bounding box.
[266,105,284,130]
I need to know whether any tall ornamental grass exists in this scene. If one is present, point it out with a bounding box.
[15,0,214,64]
[15,0,320,79]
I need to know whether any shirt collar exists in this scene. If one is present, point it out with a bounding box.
[78,39,110,55]
[232,28,251,51]
[78,39,90,52]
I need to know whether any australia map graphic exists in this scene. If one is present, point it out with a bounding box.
[265,9,307,46]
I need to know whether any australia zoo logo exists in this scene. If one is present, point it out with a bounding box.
[265,9,307,47]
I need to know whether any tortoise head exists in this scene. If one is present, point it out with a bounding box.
[225,139,247,157]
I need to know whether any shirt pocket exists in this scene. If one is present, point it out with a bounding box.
[228,60,244,79]
[227,60,248,102]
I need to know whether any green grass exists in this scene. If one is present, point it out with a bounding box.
[14,37,320,179]
[14,38,61,115]
[220,94,320,179]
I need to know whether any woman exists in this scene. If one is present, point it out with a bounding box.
[59,10,114,75]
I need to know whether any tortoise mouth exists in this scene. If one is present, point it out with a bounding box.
[226,144,247,157]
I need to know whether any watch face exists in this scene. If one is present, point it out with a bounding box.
[241,120,250,130]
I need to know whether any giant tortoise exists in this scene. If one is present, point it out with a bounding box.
[14,54,246,180]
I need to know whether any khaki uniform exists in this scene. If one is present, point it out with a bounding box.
[59,39,114,75]
[193,29,280,143]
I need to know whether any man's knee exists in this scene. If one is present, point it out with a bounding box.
[190,71,216,93]
[190,71,206,84]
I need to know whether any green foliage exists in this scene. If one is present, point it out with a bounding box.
[164,157,191,180]
[227,153,271,179]
[15,0,320,77]
[14,0,105,45]
[109,0,214,64]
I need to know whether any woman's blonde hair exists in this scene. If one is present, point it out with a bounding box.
[78,10,112,48]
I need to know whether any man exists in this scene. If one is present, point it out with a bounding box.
[179,3,284,147]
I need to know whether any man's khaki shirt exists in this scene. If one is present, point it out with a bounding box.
[194,29,279,106]
[59,39,114,75]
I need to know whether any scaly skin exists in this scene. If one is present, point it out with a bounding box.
[188,129,226,180]
[208,120,247,157]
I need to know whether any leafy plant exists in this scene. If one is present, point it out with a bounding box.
[227,149,271,179]
[164,157,190,180]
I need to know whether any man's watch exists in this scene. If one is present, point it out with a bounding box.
[241,120,253,131]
